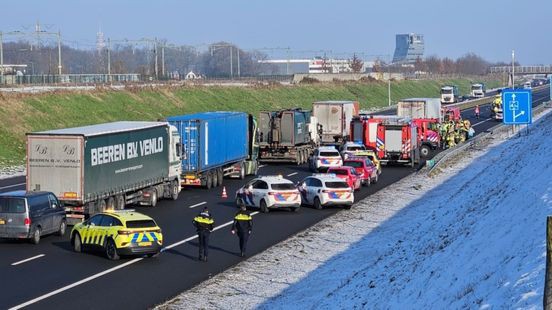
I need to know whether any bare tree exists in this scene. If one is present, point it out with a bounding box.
[350,53,364,73]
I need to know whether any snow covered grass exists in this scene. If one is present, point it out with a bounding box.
[159,109,552,310]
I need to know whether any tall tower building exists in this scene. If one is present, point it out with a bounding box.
[96,27,106,54]
[392,33,424,64]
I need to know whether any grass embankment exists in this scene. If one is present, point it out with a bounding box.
[0,78,501,165]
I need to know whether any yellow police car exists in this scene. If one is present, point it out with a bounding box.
[70,210,163,260]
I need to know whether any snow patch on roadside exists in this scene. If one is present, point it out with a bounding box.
[159,110,552,309]
[0,165,25,180]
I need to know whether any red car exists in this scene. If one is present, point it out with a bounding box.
[327,166,362,191]
[343,157,379,186]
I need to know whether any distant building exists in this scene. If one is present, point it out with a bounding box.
[96,28,106,55]
[258,57,368,75]
[392,33,424,64]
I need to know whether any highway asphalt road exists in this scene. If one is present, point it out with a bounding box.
[0,86,548,309]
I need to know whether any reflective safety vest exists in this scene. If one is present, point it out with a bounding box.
[235,213,252,221]
[194,216,214,225]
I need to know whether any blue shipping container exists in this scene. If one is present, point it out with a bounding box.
[167,112,249,173]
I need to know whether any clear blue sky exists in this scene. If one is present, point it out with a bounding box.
[2,0,549,64]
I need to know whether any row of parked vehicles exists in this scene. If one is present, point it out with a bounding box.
[0,95,472,259]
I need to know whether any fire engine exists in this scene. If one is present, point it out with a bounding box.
[351,116,420,167]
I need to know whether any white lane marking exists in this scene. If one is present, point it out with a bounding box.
[287,172,298,177]
[188,202,207,209]
[9,211,261,310]
[258,164,267,168]
[11,254,45,266]
[0,183,26,191]
[473,118,493,126]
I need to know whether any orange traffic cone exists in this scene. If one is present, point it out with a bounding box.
[221,186,228,199]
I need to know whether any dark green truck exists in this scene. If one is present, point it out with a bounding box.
[26,121,182,225]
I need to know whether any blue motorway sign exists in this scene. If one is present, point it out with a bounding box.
[502,89,532,125]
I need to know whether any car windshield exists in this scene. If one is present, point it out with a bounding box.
[320,151,340,157]
[330,169,348,175]
[346,146,364,151]
[325,181,349,189]
[344,161,363,168]
[442,89,452,94]
[0,197,26,213]
[271,183,296,190]
[126,219,157,229]
[471,85,481,90]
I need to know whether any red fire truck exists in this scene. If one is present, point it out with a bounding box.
[351,116,420,167]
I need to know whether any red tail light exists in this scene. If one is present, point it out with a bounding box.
[24,218,31,226]
[268,192,275,196]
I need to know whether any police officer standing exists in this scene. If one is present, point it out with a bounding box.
[231,206,252,257]
[193,207,214,262]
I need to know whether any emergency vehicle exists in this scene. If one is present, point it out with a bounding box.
[327,166,362,191]
[343,157,378,186]
[297,174,354,209]
[235,176,301,213]
[351,116,420,167]
[70,210,163,260]
[308,146,343,172]
[340,141,366,159]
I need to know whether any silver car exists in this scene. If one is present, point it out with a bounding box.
[0,191,67,244]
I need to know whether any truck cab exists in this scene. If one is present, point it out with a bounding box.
[470,83,486,98]
[440,86,459,104]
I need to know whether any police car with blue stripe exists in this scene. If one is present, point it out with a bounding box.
[298,174,354,210]
[235,176,301,213]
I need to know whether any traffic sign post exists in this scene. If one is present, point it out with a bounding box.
[502,89,532,125]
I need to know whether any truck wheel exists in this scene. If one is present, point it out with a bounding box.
[217,169,224,186]
[260,200,269,213]
[171,181,179,201]
[296,152,302,165]
[150,189,158,207]
[206,173,213,189]
[106,197,116,211]
[239,162,245,180]
[115,195,125,210]
[211,171,219,188]
[314,197,322,210]
[420,145,431,158]
[97,199,107,213]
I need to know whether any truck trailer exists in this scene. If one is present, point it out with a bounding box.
[313,100,359,143]
[258,109,318,164]
[26,121,182,224]
[167,111,258,188]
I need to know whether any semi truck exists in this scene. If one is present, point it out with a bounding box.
[440,85,460,104]
[313,100,359,143]
[167,111,258,189]
[351,115,420,167]
[470,83,486,98]
[258,109,319,164]
[26,121,182,225]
